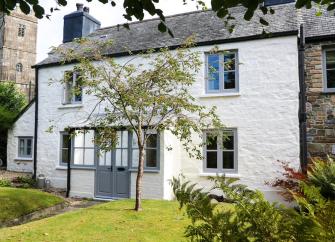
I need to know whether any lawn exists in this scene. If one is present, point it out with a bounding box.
[0,187,64,224]
[0,200,190,242]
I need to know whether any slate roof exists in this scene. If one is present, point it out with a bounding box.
[35,2,335,67]
[298,7,335,39]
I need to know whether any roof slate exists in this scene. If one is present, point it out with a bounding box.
[35,3,335,67]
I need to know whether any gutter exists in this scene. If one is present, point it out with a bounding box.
[32,67,39,179]
[298,24,308,172]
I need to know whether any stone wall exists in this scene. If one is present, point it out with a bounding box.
[0,8,37,97]
[305,41,335,159]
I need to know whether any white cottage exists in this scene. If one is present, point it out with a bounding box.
[8,1,306,201]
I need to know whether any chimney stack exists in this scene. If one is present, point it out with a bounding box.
[63,3,101,43]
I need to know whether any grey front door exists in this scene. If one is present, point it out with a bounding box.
[95,131,130,198]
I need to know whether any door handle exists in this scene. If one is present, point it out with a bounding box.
[117,167,125,171]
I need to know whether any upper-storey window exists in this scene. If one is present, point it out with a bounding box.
[206,51,238,93]
[18,24,26,37]
[16,63,23,72]
[323,49,335,92]
[63,71,83,104]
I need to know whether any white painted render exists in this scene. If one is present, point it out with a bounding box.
[8,35,300,201]
[7,102,35,173]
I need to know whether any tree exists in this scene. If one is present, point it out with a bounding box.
[3,0,334,36]
[54,38,224,211]
[0,82,27,166]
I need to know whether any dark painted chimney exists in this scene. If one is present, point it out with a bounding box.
[63,3,101,43]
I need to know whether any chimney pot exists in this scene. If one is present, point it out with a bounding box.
[76,3,84,11]
[83,7,90,13]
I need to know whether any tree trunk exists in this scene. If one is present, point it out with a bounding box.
[135,145,145,211]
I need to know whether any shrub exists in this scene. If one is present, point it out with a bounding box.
[12,176,36,188]
[171,176,317,242]
[0,179,11,187]
[307,157,335,200]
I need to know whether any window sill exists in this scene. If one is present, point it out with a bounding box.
[129,169,160,173]
[14,158,33,162]
[58,104,83,109]
[198,93,240,98]
[199,173,241,178]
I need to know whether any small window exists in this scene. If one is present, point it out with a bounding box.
[18,137,33,158]
[323,49,335,92]
[73,130,95,166]
[206,51,238,93]
[204,130,237,173]
[60,132,71,165]
[16,63,23,72]
[63,71,83,104]
[18,24,26,37]
[131,132,159,169]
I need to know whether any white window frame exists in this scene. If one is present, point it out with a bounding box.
[62,71,83,105]
[18,137,33,159]
[203,129,238,173]
[323,48,335,93]
[205,50,239,94]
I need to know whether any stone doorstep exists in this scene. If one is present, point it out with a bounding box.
[0,202,68,228]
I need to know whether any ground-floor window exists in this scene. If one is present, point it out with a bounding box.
[60,132,71,165]
[18,137,33,158]
[131,132,159,170]
[204,129,237,173]
[60,129,160,170]
[72,130,95,166]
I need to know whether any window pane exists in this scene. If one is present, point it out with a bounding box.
[74,74,83,102]
[206,135,217,150]
[327,69,335,88]
[222,151,234,169]
[62,149,69,163]
[62,134,70,148]
[122,149,128,166]
[122,131,128,148]
[132,134,138,148]
[146,149,157,167]
[146,134,157,148]
[84,149,94,165]
[85,130,94,148]
[105,151,112,166]
[206,151,217,168]
[73,148,84,165]
[326,50,335,69]
[208,54,220,91]
[116,149,122,166]
[132,149,139,167]
[224,72,235,89]
[223,134,234,150]
[224,53,236,71]
[74,132,84,147]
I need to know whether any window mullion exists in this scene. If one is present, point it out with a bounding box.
[220,54,224,92]
[218,135,223,172]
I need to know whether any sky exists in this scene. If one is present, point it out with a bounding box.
[36,0,210,62]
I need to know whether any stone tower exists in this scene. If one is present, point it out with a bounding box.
[0,7,37,99]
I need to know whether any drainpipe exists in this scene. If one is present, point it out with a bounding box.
[298,24,308,173]
[32,67,39,179]
[66,128,73,197]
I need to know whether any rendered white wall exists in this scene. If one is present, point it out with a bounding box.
[32,35,299,200]
[7,103,35,173]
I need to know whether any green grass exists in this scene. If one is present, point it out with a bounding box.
[0,187,64,223]
[0,200,191,242]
